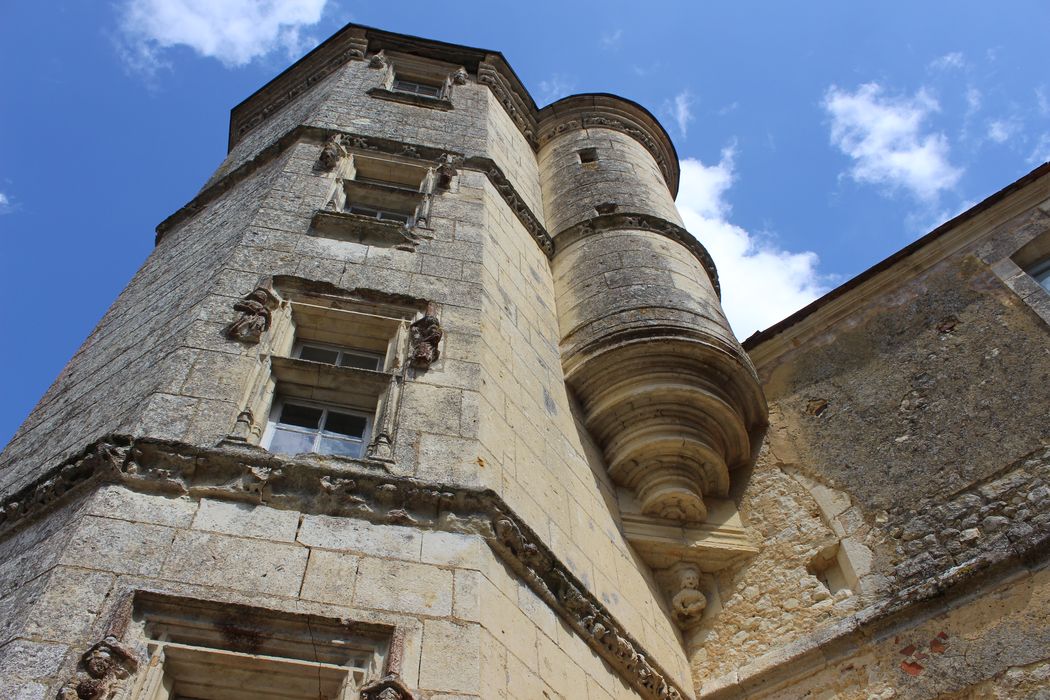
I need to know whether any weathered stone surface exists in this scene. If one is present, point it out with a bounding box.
[353,557,454,616]
[192,498,300,542]
[162,530,308,597]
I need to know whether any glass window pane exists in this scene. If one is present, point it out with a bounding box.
[277,403,323,429]
[299,345,340,364]
[317,436,364,458]
[339,352,382,371]
[323,410,368,438]
[268,427,316,455]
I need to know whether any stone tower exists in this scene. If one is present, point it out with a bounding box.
[6,21,1049,700]
[0,23,763,700]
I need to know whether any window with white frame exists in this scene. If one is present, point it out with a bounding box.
[235,290,420,462]
[392,76,443,97]
[263,398,372,458]
[296,341,384,371]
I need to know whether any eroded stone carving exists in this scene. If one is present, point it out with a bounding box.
[669,563,707,629]
[319,134,347,169]
[451,67,468,85]
[1,434,688,700]
[471,159,554,256]
[409,308,443,369]
[435,153,460,190]
[225,287,281,343]
[58,635,139,700]
[368,51,387,69]
[359,673,415,700]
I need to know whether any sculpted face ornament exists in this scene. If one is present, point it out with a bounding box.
[670,563,707,629]
[226,286,280,343]
[58,636,139,700]
[359,673,415,700]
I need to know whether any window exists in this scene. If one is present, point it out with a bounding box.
[296,342,383,370]
[578,147,598,164]
[1026,257,1050,292]
[264,398,371,458]
[127,593,391,700]
[345,204,412,224]
[231,286,425,462]
[392,76,443,97]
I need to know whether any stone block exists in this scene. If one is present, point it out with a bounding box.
[192,498,300,542]
[162,530,308,597]
[421,531,483,569]
[298,515,422,561]
[59,516,173,576]
[0,639,69,680]
[85,485,198,528]
[300,549,359,605]
[353,557,453,616]
[418,619,481,694]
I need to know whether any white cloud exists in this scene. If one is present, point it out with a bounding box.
[675,149,829,338]
[1029,134,1050,165]
[664,90,694,138]
[824,83,962,202]
[0,192,11,214]
[537,74,575,104]
[117,0,328,74]
[966,87,982,113]
[601,29,623,48]
[929,52,965,70]
[1037,86,1050,116]
[986,118,1020,145]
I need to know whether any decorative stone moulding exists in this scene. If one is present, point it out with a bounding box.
[566,336,765,523]
[536,94,680,197]
[0,436,690,700]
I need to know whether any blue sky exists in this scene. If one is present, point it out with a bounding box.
[1,1,1048,448]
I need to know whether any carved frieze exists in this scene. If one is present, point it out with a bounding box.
[0,436,690,700]
[225,286,281,343]
[477,60,537,147]
[58,635,140,700]
[463,156,554,256]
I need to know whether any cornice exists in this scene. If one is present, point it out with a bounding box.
[226,24,679,196]
[537,94,680,197]
[156,127,554,260]
[555,212,719,297]
[0,436,690,700]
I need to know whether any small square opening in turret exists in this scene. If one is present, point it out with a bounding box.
[577,147,598,167]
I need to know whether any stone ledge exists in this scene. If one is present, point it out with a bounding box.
[0,435,691,700]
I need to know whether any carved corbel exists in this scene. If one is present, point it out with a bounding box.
[58,635,139,700]
[667,562,707,630]
[409,306,443,369]
[435,153,460,190]
[450,67,468,85]
[368,51,387,69]
[319,134,347,170]
[360,673,416,700]
[226,286,281,343]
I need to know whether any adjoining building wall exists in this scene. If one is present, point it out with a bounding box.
[695,171,1050,697]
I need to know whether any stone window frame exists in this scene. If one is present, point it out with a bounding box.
[123,592,392,700]
[365,51,465,110]
[991,225,1050,325]
[232,289,422,463]
[314,149,447,246]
